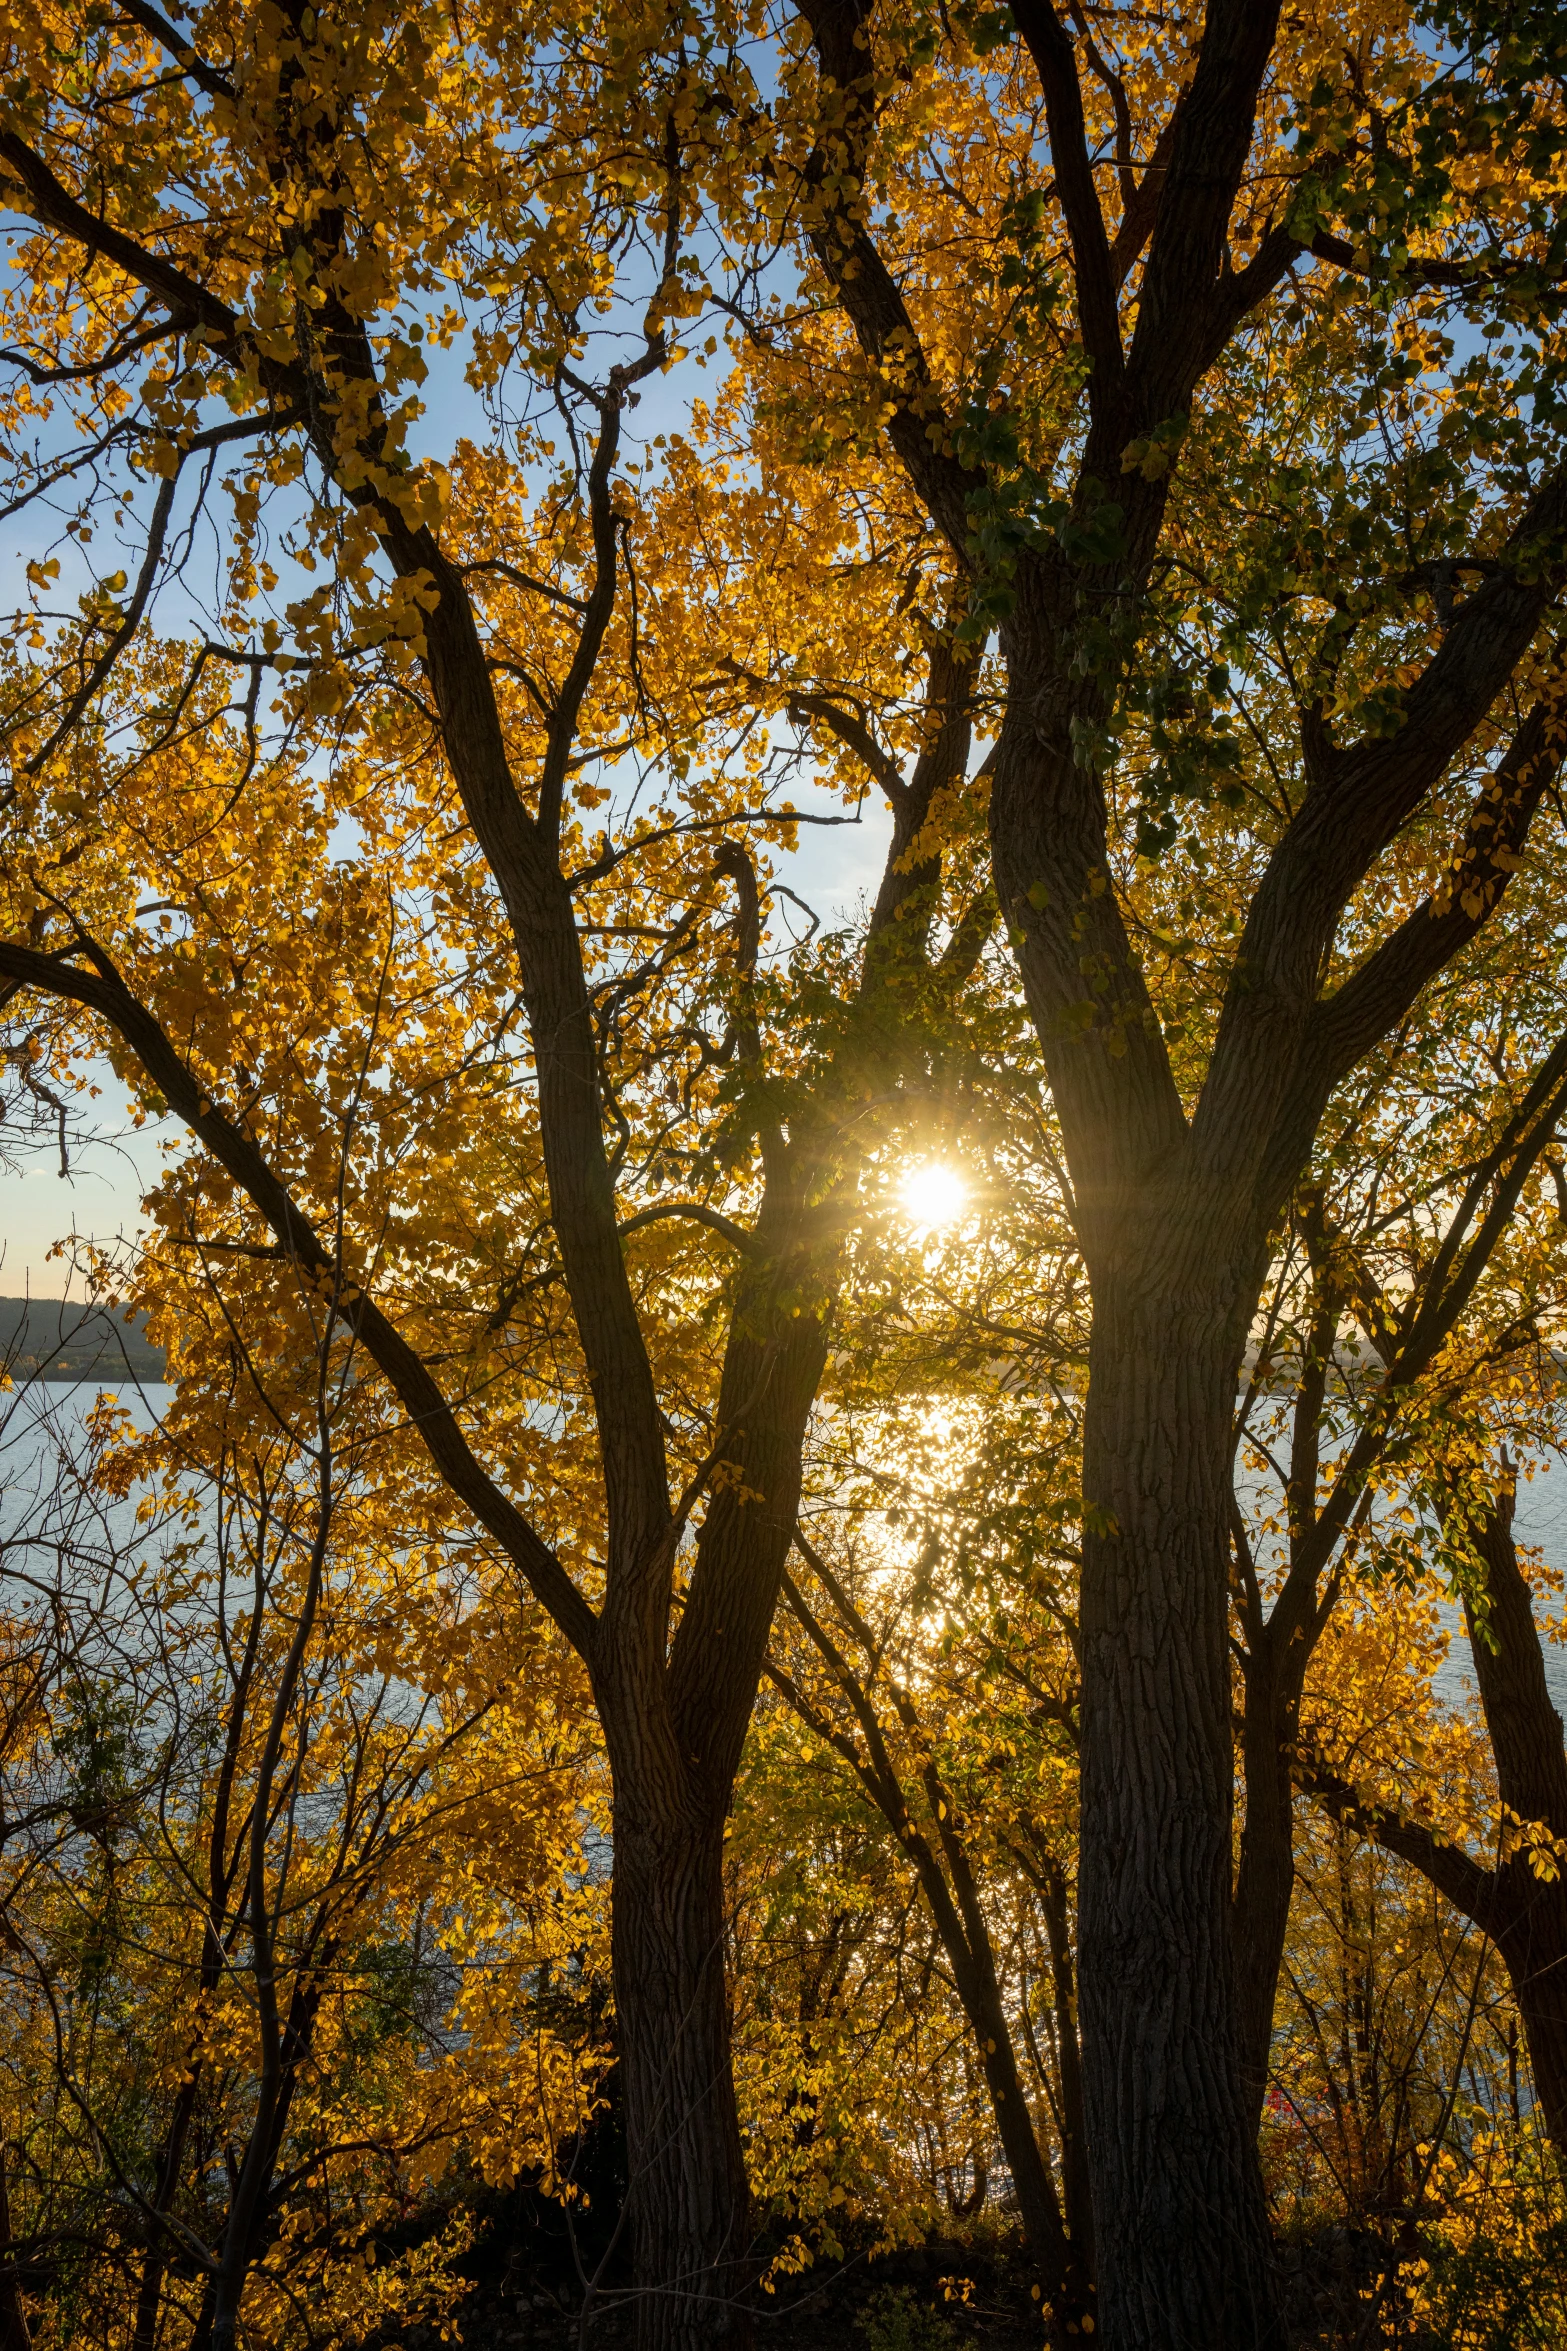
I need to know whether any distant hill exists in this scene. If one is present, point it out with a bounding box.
[0,1297,166,1385]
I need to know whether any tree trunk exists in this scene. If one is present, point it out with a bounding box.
[1077,1279,1280,2351]
[130,2248,165,2351]
[187,2278,215,2351]
[595,1233,834,2350]
[1464,1491,1567,2152]
[130,2062,206,2351]
[609,1793,750,2351]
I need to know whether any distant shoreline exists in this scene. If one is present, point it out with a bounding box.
[0,1296,166,1385]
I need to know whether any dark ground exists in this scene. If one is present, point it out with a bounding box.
[376,2204,1414,2351]
[384,2229,1044,2350]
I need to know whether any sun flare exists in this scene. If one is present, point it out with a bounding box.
[898,1161,969,1230]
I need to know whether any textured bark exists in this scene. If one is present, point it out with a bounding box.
[1077,1276,1280,2351]
[983,571,1293,2343]
[609,1799,750,2347]
[594,1248,834,2348]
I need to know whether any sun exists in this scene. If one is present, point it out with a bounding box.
[898,1160,969,1230]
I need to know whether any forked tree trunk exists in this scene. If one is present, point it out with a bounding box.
[1076,1274,1280,2351]
[608,1797,750,2349]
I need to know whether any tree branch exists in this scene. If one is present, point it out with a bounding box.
[794,0,984,559]
[0,937,598,1659]
[1254,682,1567,1221]
[616,1202,758,1256]
[1295,1745,1501,1932]
[1125,0,1283,427]
[116,0,237,102]
[1010,0,1124,415]
[1200,468,1567,1207]
[1108,92,1184,290]
[0,131,238,343]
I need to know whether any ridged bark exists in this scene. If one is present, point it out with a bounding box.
[609,1800,750,2348]
[1077,1280,1280,2351]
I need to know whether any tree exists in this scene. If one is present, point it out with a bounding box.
[10,7,1567,2345]
[0,7,995,2341]
[0,1312,596,2350]
[1193,865,1567,2161]
[762,4,1567,2336]
[773,1502,1093,2324]
[1225,950,1567,2137]
[1302,1470,1567,2163]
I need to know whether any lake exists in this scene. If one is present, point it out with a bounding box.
[5,1380,1566,1720]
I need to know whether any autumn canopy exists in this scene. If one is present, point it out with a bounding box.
[3,1,1567,2347]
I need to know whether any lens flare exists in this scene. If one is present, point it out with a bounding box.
[898,1161,969,1229]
